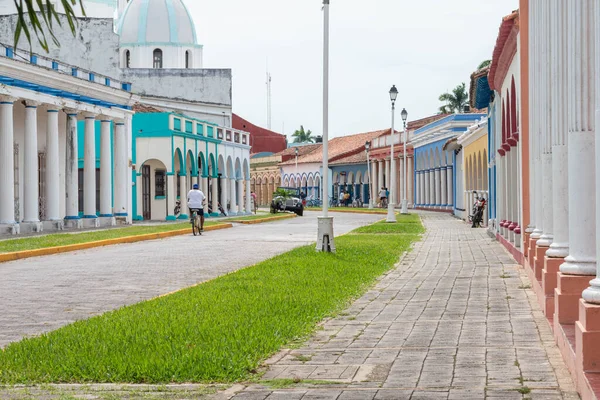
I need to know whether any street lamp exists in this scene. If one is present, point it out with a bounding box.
[365,140,374,209]
[386,85,398,223]
[316,0,335,252]
[295,147,299,188]
[401,108,408,214]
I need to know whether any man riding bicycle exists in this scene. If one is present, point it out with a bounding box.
[187,184,206,232]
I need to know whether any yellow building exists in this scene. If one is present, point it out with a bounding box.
[456,119,489,222]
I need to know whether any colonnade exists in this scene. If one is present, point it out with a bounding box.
[0,95,130,234]
[414,158,453,209]
[370,156,413,207]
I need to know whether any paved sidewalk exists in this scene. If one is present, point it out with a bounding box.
[0,211,381,348]
[230,212,579,400]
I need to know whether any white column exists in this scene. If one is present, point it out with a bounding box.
[237,179,244,214]
[377,160,384,190]
[440,167,447,207]
[434,167,441,207]
[561,0,596,276]
[408,157,414,207]
[99,119,113,217]
[245,179,251,213]
[211,176,218,214]
[202,176,209,213]
[547,0,569,258]
[179,174,188,218]
[0,96,16,225]
[83,114,97,219]
[23,101,40,224]
[166,174,176,220]
[64,111,79,221]
[113,121,127,217]
[446,165,453,207]
[420,170,427,207]
[385,159,390,189]
[220,177,228,214]
[429,169,435,208]
[45,107,61,222]
[415,171,420,206]
[425,169,431,206]
[583,0,600,303]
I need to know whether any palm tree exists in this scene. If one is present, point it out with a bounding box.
[13,0,85,51]
[438,83,469,114]
[292,126,315,143]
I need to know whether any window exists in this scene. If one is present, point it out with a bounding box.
[173,118,181,131]
[185,51,191,68]
[125,50,131,68]
[197,123,204,136]
[155,170,166,197]
[153,49,163,69]
[185,121,193,133]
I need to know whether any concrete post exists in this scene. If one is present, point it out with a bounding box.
[99,119,114,225]
[23,101,40,227]
[64,111,80,227]
[45,108,61,224]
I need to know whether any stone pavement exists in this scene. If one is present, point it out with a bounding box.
[0,211,382,348]
[230,212,579,400]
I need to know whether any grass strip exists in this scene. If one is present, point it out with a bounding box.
[0,221,232,254]
[353,214,424,234]
[0,220,422,384]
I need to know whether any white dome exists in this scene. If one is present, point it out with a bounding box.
[117,0,198,46]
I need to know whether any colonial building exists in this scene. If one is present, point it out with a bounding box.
[233,114,287,155]
[412,114,485,214]
[0,44,137,234]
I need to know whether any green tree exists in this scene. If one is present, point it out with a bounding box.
[477,59,492,69]
[13,0,85,52]
[438,83,469,114]
[292,125,314,143]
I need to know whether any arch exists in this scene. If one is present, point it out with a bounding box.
[197,152,207,177]
[208,153,216,177]
[511,76,517,134]
[434,148,441,168]
[502,101,506,144]
[173,148,184,173]
[243,158,250,180]
[483,149,489,190]
[505,89,511,139]
[356,170,363,184]
[347,171,355,185]
[217,154,226,178]
[283,177,290,187]
[235,157,242,180]
[428,148,435,170]
[186,150,196,176]
[226,156,234,179]
[153,48,163,69]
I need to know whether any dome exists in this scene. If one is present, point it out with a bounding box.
[117,0,198,46]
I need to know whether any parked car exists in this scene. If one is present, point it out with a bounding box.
[271,187,304,216]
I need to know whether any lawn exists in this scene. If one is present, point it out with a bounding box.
[305,207,388,214]
[353,214,425,234]
[0,221,222,254]
[0,218,423,384]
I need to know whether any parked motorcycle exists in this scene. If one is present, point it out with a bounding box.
[469,192,487,228]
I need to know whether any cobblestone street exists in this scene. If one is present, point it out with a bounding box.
[230,212,579,400]
[0,211,382,348]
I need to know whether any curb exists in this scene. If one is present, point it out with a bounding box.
[0,223,233,263]
[229,214,297,224]
[307,209,388,215]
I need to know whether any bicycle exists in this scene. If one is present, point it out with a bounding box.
[190,208,203,236]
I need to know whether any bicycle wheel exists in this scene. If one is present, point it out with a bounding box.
[192,212,198,236]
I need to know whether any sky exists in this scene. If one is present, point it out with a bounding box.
[185,0,519,139]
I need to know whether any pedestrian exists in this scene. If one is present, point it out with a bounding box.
[379,187,387,208]
[251,191,257,214]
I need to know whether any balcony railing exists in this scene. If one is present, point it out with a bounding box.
[0,44,132,92]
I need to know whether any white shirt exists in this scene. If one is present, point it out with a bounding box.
[379,189,387,198]
[187,189,206,209]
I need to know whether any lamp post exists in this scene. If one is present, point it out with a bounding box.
[366,141,374,209]
[295,147,299,188]
[316,0,335,252]
[401,108,408,214]
[386,85,398,223]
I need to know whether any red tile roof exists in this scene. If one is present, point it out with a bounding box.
[233,114,287,154]
[489,11,519,91]
[280,129,389,166]
[275,144,322,163]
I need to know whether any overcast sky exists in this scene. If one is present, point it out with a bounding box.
[186,0,519,139]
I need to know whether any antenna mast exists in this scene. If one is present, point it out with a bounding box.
[266,70,272,130]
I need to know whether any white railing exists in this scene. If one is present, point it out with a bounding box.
[0,43,132,92]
